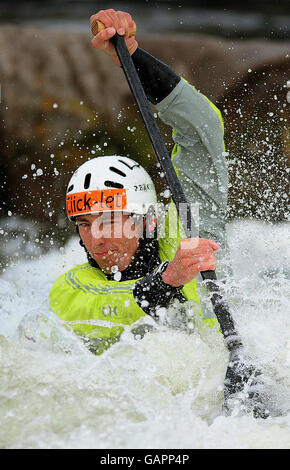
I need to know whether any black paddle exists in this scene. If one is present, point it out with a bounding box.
[91,21,269,419]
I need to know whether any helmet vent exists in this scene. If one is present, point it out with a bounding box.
[118,159,140,170]
[84,173,91,189]
[109,166,126,177]
[67,184,74,192]
[104,180,124,189]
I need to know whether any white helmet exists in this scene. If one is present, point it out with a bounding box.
[66,156,157,219]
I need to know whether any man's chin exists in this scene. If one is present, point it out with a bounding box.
[93,261,114,273]
[92,258,120,273]
[95,259,131,274]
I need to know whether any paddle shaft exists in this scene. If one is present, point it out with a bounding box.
[111,33,242,352]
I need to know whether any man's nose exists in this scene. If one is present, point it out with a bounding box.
[90,222,111,241]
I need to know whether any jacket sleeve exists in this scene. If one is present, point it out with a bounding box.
[155,79,230,278]
[132,261,184,318]
[132,48,230,276]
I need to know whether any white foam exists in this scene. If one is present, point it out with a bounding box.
[0,220,289,448]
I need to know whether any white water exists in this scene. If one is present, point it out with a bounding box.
[0,219,290,449]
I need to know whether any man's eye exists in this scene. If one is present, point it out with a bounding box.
[78,223,89,228]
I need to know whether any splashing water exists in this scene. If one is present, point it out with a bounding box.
[0,219,290,449]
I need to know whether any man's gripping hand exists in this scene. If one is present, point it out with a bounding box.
[162,239,220,287]
[90,9,138,66]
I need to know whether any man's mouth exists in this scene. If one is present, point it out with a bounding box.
[93,249,116,258]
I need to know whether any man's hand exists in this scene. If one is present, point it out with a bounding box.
[90,9,138,66]
[162,238,220,287]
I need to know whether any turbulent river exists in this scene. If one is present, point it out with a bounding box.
[0,219,289,449]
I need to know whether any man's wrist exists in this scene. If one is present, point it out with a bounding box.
[133,261,184,317]
[161,262,183,288]
[131,48,181,104]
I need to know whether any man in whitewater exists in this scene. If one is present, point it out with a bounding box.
[49,9,228,353]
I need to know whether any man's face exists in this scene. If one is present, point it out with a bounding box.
[76,212,145,274]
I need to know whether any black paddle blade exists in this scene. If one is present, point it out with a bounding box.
[224,347,270,419]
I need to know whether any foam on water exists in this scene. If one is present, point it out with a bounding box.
[0,219,290,448]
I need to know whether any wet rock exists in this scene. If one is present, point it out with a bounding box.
[0,25,289,225]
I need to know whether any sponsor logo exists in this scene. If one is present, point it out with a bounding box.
[66,189,127,216]
[101,306,118,317]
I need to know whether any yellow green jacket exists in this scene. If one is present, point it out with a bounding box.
[49,234,216,342]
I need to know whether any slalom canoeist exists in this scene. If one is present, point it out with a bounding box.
[49,9,229,353]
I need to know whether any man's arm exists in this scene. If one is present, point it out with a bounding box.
[156,80,228,254]
[130,47,230,281]
[131,48,228,258]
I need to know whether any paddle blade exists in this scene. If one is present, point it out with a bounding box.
[224,347,270,419]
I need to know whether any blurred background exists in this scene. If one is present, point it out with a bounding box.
[0,0,289,269]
